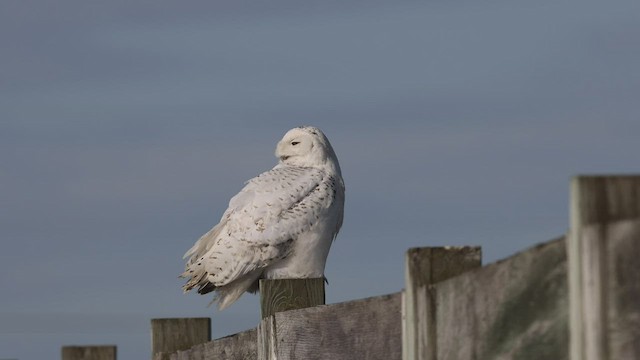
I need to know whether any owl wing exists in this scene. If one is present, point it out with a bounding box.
[182,165,336,291]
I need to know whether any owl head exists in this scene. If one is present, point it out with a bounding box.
[275,126,341,175]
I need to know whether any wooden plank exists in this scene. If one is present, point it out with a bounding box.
[569,175,640,360]
[433,237,569,360]
[604,219,640,358]
[61,346,116,360]
[151,318,211,360]
[259,278,325,319]
[402,246,482,360]
[204,328,258,360]
[171,328,257,360]
[171,343,205,360]
[259,292,402,360]
[258,315,277,360]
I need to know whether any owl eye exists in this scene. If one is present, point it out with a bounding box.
[291,141,300,146]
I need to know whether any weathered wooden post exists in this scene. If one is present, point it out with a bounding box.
[259,278,325,319]
[402,246,482,360]
[258,291,402,360]
[258,278,325,360]
[151,317,211,360]
[61,346,116,360]
[568,175,640,360]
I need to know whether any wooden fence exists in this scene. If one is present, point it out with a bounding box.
[61,175,640,360]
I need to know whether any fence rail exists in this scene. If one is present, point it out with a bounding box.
[60,175,640,360]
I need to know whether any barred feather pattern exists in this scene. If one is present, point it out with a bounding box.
[181,126,344,310]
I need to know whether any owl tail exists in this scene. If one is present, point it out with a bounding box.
[213,270,263,310]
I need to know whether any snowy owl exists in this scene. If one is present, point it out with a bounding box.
[181,126,345,310]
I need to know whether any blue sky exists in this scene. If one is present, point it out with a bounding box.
[1,0,639,358]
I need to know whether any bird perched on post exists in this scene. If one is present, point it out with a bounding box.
[181,126,345,310]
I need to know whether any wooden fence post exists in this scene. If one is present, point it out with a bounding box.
[402,246,482,360]
[568,175,640,360]
[259,278,325,319]
[258,292,401,360]
[151,318,211,360]
[61,346,116,360]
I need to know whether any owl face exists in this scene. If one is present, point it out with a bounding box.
[276,129,315,162]
[275,126,341,175]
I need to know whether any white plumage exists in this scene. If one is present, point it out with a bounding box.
[181,126,345,310]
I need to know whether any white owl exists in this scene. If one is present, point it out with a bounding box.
[181,126,345,310]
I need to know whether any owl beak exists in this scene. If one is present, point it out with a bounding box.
[275,141,287,160]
